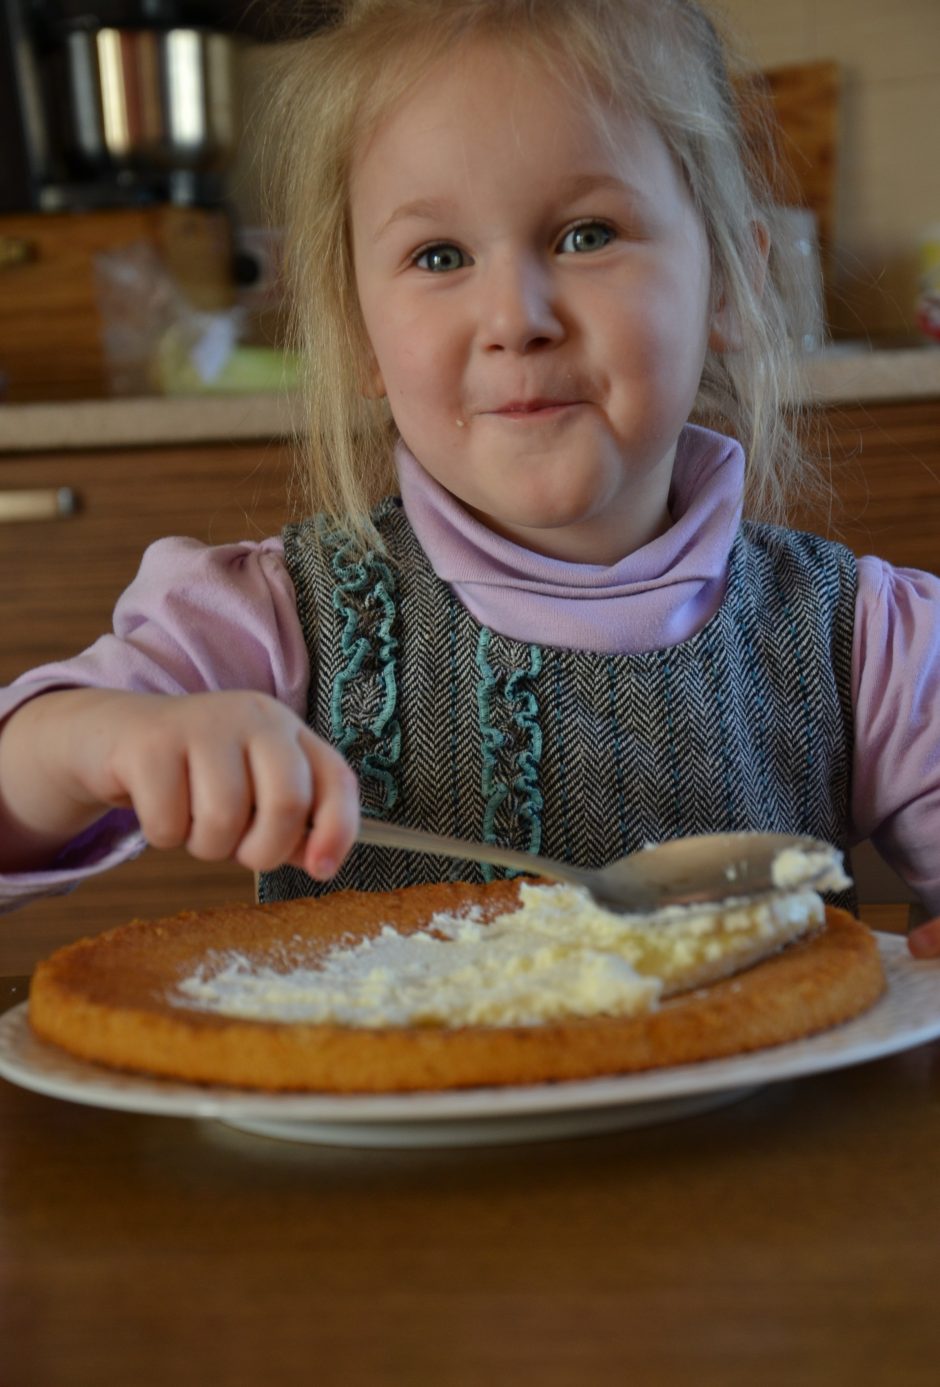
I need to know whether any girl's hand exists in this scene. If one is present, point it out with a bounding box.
[0,689,360,878]
[908,917,940,960]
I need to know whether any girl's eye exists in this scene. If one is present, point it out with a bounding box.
[414,243,468,273]
[558,221,615,254]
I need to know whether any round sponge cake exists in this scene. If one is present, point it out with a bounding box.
[28,878,885,1093]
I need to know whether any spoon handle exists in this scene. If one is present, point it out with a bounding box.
[357,817,589,888]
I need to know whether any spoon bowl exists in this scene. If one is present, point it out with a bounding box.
[356,820,840,914]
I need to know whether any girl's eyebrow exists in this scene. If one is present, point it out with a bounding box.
[373,196,456,242]
[557,171,649,205]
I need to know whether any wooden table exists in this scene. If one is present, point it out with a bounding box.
[2,919,940,1387]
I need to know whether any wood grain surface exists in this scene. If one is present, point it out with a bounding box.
[1,970,938,1387]
[797,399,940,575]
[761,61,840,256]
[0,440,294,678]
[735,60,840,329]
[0,207,235,402]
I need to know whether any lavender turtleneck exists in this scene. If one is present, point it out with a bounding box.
[395,424,742,653]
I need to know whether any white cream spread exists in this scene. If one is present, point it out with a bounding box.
[771,845,851,894]
[170,862,836,1029]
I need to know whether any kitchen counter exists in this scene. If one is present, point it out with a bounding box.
[1,346,939,453]
[0,390,295,453]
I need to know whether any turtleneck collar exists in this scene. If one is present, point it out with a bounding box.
[396,424,745,654]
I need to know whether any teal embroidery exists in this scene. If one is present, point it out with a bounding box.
[477,629,509,861]
[475,628,544,880]
[323,519,401,813]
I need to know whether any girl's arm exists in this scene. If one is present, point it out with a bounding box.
[851,556,940,957]
[0,687,359,879]
[0,534,330,897]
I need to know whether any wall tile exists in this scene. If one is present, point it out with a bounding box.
[707,0,816,66]
[816,3,940,84]
[815,0,938,35]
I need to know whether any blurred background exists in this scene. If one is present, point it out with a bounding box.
[712,0,939,347]
[0,0,318,401]
[0,0,937,402]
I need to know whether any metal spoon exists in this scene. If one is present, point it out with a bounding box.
[356,820,837,914]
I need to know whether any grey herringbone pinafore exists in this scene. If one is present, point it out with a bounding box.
[260,499,857,911]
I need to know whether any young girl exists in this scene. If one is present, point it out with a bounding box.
[2,0,939,957]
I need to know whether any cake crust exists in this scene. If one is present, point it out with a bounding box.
[28,879,886,1093]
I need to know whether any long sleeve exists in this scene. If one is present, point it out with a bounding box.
[851,556,940,914]
[0,535,309,908]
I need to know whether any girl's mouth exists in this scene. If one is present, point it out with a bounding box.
[491,399,584,419]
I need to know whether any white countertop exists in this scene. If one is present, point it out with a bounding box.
[0,346,938,454]
[0,392,295,454]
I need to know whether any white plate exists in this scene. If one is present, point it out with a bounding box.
[1,935,938,1148]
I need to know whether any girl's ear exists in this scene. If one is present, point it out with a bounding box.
[363,355,386,399]
[708,288,742,353]
[356,322,386,398]
[360,354,386,399]
[708,217,771,353]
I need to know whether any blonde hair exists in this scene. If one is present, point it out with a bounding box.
[263,0,814,550]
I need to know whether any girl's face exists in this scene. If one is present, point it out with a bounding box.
[351,41,721,564]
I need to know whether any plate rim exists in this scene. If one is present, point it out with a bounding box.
[1,933,938,1125]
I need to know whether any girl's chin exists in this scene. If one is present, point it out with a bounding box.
[463,479,615,529]
[469,512,618,560]
[466,492,672,562]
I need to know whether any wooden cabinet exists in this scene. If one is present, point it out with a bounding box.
[1,397,938,971]
[0,439,293,679]
[798,398,940,927]
[0,437,293,973]
[798,399,940,576]
[0,207,234,403]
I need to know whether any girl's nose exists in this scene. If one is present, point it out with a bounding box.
[477,252,565,354]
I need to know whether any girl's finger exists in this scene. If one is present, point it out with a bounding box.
[185,740,254,862]
[908,917,940,959]
[297,731,360,879]
[234,731,315,871]
[129,749,192,851]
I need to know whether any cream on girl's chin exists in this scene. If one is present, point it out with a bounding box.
[455,418,465,428]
